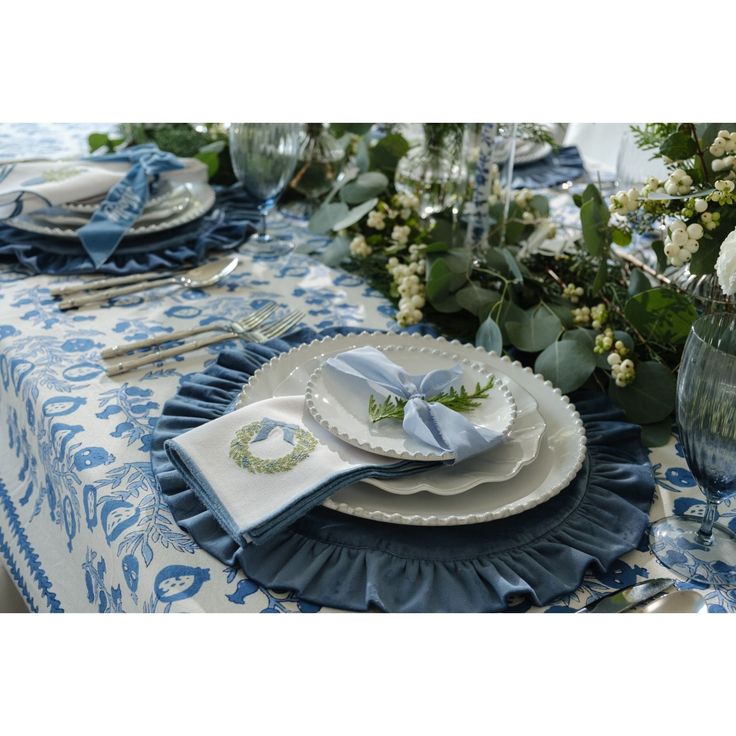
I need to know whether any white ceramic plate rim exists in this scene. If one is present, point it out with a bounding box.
[8,182,215,239]
[304,345,517,462]
[364,384,544,495]
[238,332,587,525]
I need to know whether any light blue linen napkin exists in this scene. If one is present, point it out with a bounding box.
[77,144,184,267]
[324,346,504,462]
[164,395,434,545]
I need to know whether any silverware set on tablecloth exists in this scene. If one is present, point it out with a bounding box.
[576,578,707,613]
[48,254,305,376]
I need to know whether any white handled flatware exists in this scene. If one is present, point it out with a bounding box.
[105,310,304,376]
[49,269,182,297]
[57,256,239,310]
[100,303,278,359]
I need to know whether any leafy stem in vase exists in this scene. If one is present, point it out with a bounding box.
[368,377,495,423]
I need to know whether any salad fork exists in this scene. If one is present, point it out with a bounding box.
[100,303,278,359]
[104,310,304,376]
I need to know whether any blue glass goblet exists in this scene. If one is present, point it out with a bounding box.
[649,312,736,586]
[229,123,302,256]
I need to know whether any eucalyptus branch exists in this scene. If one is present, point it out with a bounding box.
[368,377,496,423]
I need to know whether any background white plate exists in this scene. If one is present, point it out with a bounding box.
[8,182,215,239]
[305,344,516,462]
[238,332,586,524]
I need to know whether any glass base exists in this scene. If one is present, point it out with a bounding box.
[240,233,294,257]
[649,515,736,587]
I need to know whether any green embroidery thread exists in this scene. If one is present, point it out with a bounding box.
[41,167,83,183]
[229,420,317,474]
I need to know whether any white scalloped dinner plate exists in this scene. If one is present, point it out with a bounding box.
[365,385,544,495]
[305,345,516,462]
[8,182,215,239]
[237,332,586,525]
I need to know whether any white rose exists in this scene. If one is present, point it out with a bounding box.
[716,227,736,295]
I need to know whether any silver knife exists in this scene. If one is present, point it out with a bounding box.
[577,578,675,613]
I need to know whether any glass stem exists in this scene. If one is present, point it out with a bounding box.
[258,211,268,240]
[696,497,719,546]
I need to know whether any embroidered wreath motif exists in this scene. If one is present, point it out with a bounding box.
[229,418,317,474]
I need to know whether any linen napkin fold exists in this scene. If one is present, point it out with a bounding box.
[164,395,435,545]
[324,346,504,462]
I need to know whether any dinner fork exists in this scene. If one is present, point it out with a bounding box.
[100,303,278,359]
[104,310,304,376]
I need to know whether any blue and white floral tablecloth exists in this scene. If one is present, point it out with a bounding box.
[0,124,733,613]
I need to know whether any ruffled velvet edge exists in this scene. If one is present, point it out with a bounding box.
[151,327,655,612]
[0,186,257,275]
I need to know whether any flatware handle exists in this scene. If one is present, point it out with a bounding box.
[49,270,177,296]
[105,331,240,376]
[58,276,178,310]
[100,324,218,359]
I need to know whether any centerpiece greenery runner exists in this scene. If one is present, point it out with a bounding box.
[92,123,736,446]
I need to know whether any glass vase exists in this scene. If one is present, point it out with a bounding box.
[288,123,345,210]
[395,124,466,219]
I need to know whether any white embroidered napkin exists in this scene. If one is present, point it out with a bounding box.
[164,396,435,545]
[0,156,207,220]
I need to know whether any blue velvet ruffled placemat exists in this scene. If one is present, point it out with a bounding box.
[509,145,585,189]
[151,326,655,612]
[0,186,258,275]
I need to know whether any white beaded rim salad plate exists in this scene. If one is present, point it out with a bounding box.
[236,332,586,525]
[31,185,193,228]
[304,344,517,462]
[7,182,215,239]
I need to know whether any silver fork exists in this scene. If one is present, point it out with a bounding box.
[104,310,304,376]
[100,303,278,359]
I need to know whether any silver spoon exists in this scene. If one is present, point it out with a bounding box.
[58,256,239,310]
[639,589,707,614]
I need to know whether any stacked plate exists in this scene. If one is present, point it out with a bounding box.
[236,332,587,527]
[7,181,216,240]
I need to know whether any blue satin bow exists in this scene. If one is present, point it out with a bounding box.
[78,144,184,267]
[324,346,504,462]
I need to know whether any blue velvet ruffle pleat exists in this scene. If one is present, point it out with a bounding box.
[0,186,258,275]
[151,326,655,612]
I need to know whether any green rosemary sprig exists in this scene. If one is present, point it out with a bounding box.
[368,377,495,423]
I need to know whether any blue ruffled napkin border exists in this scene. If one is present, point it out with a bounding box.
[151,326,655,613]
[0,186,258,275]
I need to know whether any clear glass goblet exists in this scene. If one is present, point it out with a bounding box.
[228,123,302,255]
[649,312,736,586]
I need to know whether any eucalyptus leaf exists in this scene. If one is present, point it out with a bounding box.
[529,194,550,216]
[308,202,350,234]
[493,299,525,344]
[624,287,698,345]
[612,227,632,246]
[320,235,351,267]
[195,150,219,178]
[369,133,410,173]
[639,415,675,448]
[332,198,379,230]
[659,130,697,161]
[562,328,595,350]
[340,171,389,205]
[608,361,676,424]
[356,136,370,172]
[425,258,464,313]
[545,297,575,329]
[507,307,562,353]
[592,260,608,296]
[456,283,500,317]
[651,240,667,272]
[534,339,596,394]
[580,196,609,257]
[628,268,651,296]
[688,238,720,276]
[475,316,503,354]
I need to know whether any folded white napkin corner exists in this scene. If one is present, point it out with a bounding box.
[164,396,433,545]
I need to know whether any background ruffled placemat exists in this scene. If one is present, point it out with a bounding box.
[0,186,258,275]
[510,145,585,189]
[151,326,655,613]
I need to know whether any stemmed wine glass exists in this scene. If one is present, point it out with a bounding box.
[228,123,302,255]
[649,312,736,586]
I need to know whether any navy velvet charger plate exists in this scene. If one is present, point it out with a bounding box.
[151,326,655,613]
